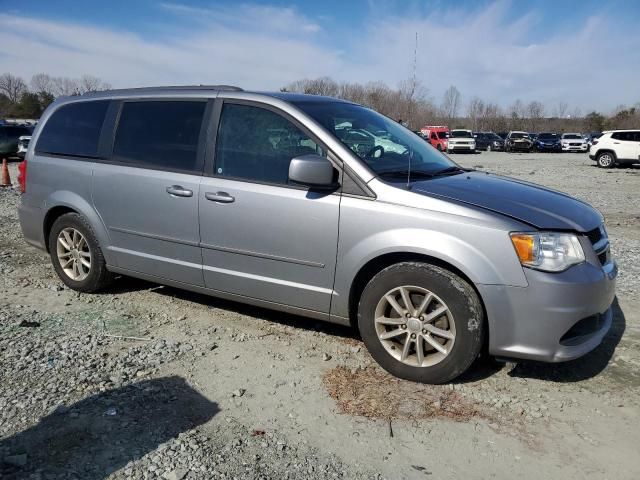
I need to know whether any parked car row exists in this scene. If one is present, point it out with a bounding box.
[416,127,604,154]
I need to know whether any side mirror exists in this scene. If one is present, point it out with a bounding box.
[289,155,338,190]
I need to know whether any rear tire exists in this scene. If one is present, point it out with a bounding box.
[597,151,615,168]
[357,262,484,384]
[48,213,114,292]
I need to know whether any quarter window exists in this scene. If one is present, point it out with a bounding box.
[36,101,109,157]
[215,103,324,185]
[113,101,206,172]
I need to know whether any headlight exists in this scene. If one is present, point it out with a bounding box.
[510,232,585,272]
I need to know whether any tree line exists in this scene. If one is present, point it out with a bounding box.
[0,73,111,119]
[282,77,640,133]
[2,71,638,133]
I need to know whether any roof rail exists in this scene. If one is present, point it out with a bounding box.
[90,85,244,95]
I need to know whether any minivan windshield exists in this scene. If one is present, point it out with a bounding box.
[295,102,456,176]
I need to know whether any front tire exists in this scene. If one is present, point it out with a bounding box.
[357,262,484,384]
[597,151,615,168]
[48,213,113,292]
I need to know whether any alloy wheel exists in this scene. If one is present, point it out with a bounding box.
[374,285,456,367]
[56,227,91,281]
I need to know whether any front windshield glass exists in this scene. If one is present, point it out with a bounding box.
[563,134,582,139]
[510,132,527,139]
[450,130,473,138]
[296,102,456,175]
[488,134,503,140]
[437,131,448,139]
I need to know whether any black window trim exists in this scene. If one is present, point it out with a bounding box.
[105,97,211,176]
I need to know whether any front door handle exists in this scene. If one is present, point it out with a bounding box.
[166,185,193,197]
[205,191,235,203]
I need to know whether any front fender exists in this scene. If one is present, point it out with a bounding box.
[332,226,528,319]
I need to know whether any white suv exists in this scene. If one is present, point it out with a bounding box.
[560,133,588,152]
[447,129,476,153]
[589,130,640,168]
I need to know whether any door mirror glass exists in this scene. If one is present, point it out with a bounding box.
[289,154,337,189]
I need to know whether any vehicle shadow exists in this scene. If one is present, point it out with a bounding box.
[454,297,626,384]
[0,376,219,479]
[103,275,360,341]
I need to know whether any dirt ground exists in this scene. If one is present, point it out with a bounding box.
[1,152,639,479]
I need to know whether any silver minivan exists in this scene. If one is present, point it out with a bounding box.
[18,86,617,383]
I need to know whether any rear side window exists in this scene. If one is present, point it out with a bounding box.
[113,101,206,172]
[612,132,636,141]
[36,101,109,157]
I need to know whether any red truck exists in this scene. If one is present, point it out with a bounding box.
[420,126,449,151]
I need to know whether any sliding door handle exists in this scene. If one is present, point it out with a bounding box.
[205,191,235,203]
[166,185,193,197]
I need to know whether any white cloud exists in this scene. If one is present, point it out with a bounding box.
[0,2,638,112]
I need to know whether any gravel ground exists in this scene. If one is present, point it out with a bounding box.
[1,153,639,479]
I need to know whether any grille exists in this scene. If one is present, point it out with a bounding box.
[585,227,602,244]
[586,225,609,266]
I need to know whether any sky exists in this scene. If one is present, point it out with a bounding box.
[1,0,639,113]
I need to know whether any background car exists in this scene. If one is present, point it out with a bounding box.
[447,129,476,153]
[0,125,33,158]
[586,132,603,148]
[474,132,505,151]
[505,131,533,152]
[17,135,31,159]
[534,132,562,152]
[420,125,449,151]
[589,130,640,168]
[561,133,588,152]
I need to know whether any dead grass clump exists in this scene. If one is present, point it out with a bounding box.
[323,365,487,422]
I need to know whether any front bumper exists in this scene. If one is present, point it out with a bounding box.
[536,144,561,152]
[562,144,589,152]
[508,143,532,151]
[479,257,617,363]
[448,144,475,152]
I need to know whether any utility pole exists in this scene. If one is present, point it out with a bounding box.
[407,31,418,127]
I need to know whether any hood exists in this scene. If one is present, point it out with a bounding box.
[395,171,602,231]
[562,138,586,143]
[509,137,532,143]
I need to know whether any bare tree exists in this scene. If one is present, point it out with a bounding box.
[527,101,545,131]
[441,85,461,122]
[0,73,27,102]
[466,97,484,131]
[30,73,55,95]
[284,77,339,97]
[78,75,111,93]
[554,101,568,119]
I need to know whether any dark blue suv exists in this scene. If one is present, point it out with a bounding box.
[534,132,562,152]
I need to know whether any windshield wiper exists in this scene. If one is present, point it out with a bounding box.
[377,169,437,179]
[430,166,469,177]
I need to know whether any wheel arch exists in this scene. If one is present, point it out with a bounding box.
[42,192,114,265]
[596,148,617,160]
[347,252,489,342]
